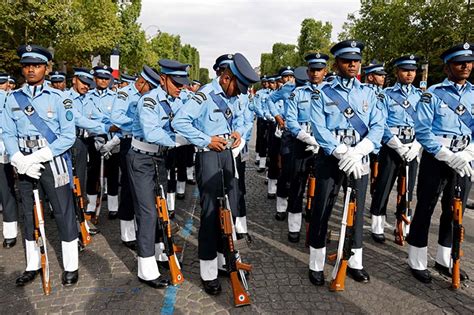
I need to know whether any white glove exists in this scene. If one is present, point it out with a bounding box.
[434,146,456,167]
[274,127,282,138]
[296,130,318,146]
[457,164,474,178]
[25,163,45,179]
[387,136,409,158]
[349,160,364,179]
[94,137,106,151]
[305,144,320,154]
[451,144,474,169]
[10,152,30,174]
[25,147,54,164]
[332,144,349,160]
[404,140,421,162]
[338,138,375,173]
[100,135,121,154]
[175,134,189,147]
[232,138,246,158]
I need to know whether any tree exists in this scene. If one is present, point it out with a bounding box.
[199,68,210,84]
[339,0,473,85]
[297,18,332,60]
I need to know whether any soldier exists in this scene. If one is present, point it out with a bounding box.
[0,75,19,248]
[120,73,136,88]
[249,75,270,172]
[172,53,259,295]
[2,44,79,286]
[265,75,280,197]
[370,55,422,243]
[308,40,384,286]
[85,66,120,220]
[268,67,296,221]
[407,43,474,283]
[111,67,158,249]
[127,61,189,288]
[285,53,328,242]
[363,61,386,93]
[8,77,16,91]
[50,71,67,91]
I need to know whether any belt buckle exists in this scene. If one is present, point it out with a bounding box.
[342,135,354,145]
[26,139,36,148]
[402,127,412,137]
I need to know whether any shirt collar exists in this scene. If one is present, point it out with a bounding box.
[332,75,361,91]
[23,83,45,97]
[442,78,472,94]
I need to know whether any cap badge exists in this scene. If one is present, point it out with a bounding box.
[410,55,415,60]
[316,53,321,58]
[90,70,94,74]
[464,42,470,50]
[26,45,32,52]
[185,65,190,72]
[350,41,357,48]
[227,54,233,59]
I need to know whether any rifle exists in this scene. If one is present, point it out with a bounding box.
[219,170,252,307]
[370,156,378,196]
[394,162,410,246]
[451,175,464,289]
[92,154,105,225]
[329,175,356,292]
[304,172,316,248]
[71,152,91,247]
[33,180,51,295]
[154,161,184,286]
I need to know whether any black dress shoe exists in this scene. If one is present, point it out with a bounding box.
[371,233,385,244]
[16,270,39,286]
[186,179,196,185]
[177,193,185,200]
[88,227,100,236]
[3,237,17,248]
[139,276,170,289]
[434,262,469,281]
[62,270,79,286]
[288,232,300,243]
[236,233,252,244]
[217,269,229,277]
[108,211,118,220]
[275,212,286,221]
[122,240,137,251]
[347,267,370,283]
[308,270,325,286]
[168,210,175,219]
[157,260,170,270]
[410,268,432,283]
[257,168,265,173]
[267,193,276,199]
[201,278,222,295]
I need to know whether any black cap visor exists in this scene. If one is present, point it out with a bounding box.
[170,75,190,86]
[397,64,417,70]
[336,53,362,61]
[77,76,93,86]
[449,55,474,63]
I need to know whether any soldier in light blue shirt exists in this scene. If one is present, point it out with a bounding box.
[85,66,121,220]
[407,43,474,284]
[370,55,422,244]
[250,75,271,171]
[127,60,189,289]
[285,53,328,243]
[0,85,19,249]
[50,71,67,91]
[110,66,158,250]
[172,53,259,296]
[308,40,384,286]
[2,44,79,286]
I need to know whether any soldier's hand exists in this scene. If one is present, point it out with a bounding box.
[275,115,285,128]
[230,132,241,148]
[208,136,227,152]
[109,125,120,132]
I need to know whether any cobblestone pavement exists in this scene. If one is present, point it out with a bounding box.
[1,146,474,314]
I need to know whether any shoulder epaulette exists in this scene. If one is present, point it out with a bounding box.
[420,92,432,103]
[117,91,128,100]
[63,98,73,109]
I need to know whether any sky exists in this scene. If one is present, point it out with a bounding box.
[137,0,360,73]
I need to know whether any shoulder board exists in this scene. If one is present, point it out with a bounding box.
[195,92,207,101]
[192,96,203,104]
[420,92,432,103]
[63,98,73,109]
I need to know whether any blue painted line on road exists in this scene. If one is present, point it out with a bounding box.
[160,187,198,315]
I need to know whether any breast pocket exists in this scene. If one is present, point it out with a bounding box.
[209,111,222,122]
[435,103,449,117]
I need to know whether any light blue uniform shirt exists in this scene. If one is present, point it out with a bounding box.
[172,78,244,148]
[286,82,325,137]
[415,78,474,155]
[249,88,270,118]
[310,76,384,155]
[233,93,254,142]
[68,89,107,135]
[0,91,7,159]
[110,83,141,134]
[179,89,194,104]
[1,84,75,156]
[133,86,179,147]
[381,83,422,143]
[87,88,116,118]
[267,82,296,119]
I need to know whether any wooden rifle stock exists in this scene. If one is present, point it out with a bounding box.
[305,175,316,247]
[73,175,91,247]
[154,162,184,286]
[219,204,251,306]
[394,164,410,246]
[451,178,464,289]
[33,183,51,295]
[370,159,378,195]
[329,177,356,292]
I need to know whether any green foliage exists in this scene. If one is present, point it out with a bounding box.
[199,68,210,84]
[339,0,473,84]
[260,18,333,76]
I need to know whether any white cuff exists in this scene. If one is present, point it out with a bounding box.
[354,138,375,156]
[386,136,403,150]
[434,146,454,163]
[332,144,349,160]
